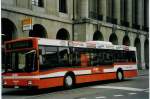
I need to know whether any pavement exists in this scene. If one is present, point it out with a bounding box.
[2,69,149,99]
[138,69,149,76]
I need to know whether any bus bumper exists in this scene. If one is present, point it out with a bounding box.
[2,79,39,89]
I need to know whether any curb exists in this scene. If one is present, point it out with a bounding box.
[139,73,149,76]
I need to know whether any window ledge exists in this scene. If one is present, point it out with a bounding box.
[59,12,69,18]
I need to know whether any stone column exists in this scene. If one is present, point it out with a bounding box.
[140,35,146,69]
[99,0,107,21]
[137,0,144,28]
[146,0,149,27]
[113,0,121,24]
[127,0,132,27]
[80,0,89,18]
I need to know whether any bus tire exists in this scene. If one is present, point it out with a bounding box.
[116,70,124,81]
[64,74,75,89]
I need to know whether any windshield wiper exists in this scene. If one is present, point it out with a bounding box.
[25,50,35,55]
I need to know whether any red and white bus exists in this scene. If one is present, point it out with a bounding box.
[2,37,138,89]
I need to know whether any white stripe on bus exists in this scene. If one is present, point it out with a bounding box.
[3,70,92,79]
[103,65,137,73]
[73,70,92,75]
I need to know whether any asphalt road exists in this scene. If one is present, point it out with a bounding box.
[2,72,149,99]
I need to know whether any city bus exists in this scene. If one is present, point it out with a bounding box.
[2,37,138,89]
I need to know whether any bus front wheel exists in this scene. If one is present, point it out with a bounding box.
[116,70,124,81]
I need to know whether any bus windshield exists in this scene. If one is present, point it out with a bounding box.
[5,50,37,73]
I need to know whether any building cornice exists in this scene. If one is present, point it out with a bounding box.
[2,5,149,36]
[74,18,148,36]
[2,5,73,24]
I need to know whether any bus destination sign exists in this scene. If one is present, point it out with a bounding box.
[6,40,33,50]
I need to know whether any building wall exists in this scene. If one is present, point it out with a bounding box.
[1,0,149,69]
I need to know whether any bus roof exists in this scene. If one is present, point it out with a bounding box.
[38,38,68,47]
[4,37,136,51]
[37,38,136,51]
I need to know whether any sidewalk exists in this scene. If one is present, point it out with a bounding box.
[138,69,149,76]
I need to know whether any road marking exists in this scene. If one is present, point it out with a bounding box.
[114,94,123,97]
[91,86,146,92]
[143,88,149,91]
[128,93,137,95]
[143,88,149,93]
[96,96,106,99]
[144,89,149,93]
[144,90,149,93]
[79,98,86,99]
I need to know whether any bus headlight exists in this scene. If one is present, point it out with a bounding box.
[28,81,32,85]
[3,81,7,85]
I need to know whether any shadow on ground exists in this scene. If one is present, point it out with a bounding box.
[2,79,133,96]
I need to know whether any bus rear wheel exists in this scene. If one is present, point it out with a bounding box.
[64,75,74,89]
[116,70,124,81]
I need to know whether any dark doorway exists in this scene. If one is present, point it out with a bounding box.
[29,24,47,38]
[93,31,104,41]
[109,33,118,45]
[123,35,130,46]
[2,18,17,69]
[134,38,141,69]
[144,39,149,69]
[2,18,17,43]
[56,28,70,40]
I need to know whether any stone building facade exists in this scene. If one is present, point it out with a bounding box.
[1,0,149,69]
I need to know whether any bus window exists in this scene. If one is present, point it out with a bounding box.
[39,46,46,66]
[72,48,81,66]
[25,50,36,72]
[114,51,121,63]
[59,47,70,66]
[39,46,59,71]
[5,53,12,72]
[89,49,99,66]
[18,53,25,70]
[102,51,113,65]
[97,52,104,65]
[5,50,37,73]
[71,48,90,67]
[80,53,89,67]
[131,52,136,62]
[127,51,136,62]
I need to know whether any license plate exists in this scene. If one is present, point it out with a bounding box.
[14,86,19,88]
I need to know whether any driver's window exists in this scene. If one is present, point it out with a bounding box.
[39,47,45,65]
[25,51,36,71]
[18,53,25,69]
